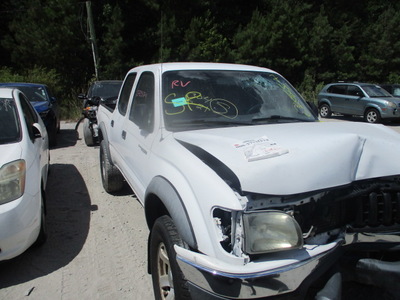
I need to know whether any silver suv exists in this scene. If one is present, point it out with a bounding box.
[318,82,400,123]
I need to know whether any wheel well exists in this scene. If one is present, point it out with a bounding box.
[98,127,104,143]
[318,101,330,108]
[364,106,379,113]
[145,193,169,231]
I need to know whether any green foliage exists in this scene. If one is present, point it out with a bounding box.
[179,10,229,62]
[1,0,400,116]
[0,67,24,82]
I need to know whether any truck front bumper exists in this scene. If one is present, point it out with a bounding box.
[175,232,400,299]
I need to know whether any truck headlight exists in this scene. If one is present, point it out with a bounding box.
[243,210,303,254]
[0,160,26,204]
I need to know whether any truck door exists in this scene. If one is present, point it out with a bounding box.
[107,72,137,176]
[119,71,156,200]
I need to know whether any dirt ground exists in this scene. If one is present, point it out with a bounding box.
[0,121,153,300]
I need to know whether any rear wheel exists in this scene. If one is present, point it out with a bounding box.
[150,215,191,300]
[100,140,124,193]
[83,119,95,146]
[319,103,332,118]
[364,108,381,123]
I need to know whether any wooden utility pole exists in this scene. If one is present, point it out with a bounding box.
[86,1,99,79]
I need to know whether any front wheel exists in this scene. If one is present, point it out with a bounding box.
[364,108,381,123]
[150,215,191,300]
[33,189,47,247]
[319,103,332,118]
[100,140,124,193]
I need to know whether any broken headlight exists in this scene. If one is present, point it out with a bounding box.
[243,210,303,254]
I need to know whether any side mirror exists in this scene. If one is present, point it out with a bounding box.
[50,96,57,103]
[78,93,87,100]
[32,123,43,139]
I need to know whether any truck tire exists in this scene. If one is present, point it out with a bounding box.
[150,215,191,300]
[83,118,95,146]
[100,140,124,193]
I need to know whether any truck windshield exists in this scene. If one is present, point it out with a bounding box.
[0,98,21,144]
[162,70,316,131]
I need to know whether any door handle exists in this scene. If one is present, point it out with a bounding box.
[122,130,126,140]
[111,120,114,127]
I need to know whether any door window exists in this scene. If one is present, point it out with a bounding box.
[129,72,155,132]
[118,73,137,116]
[347,86,363,97]
[328,85,346,95]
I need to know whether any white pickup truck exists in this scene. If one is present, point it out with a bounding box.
[96,63,400,299]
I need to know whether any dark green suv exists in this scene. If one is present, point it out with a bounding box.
[318,82,400,123]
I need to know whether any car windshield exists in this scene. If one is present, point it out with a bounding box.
[8,86,49,102]
[162,70,316,131]
[0,98,21,144]
[89,82,122,99]
[362,85,392,97]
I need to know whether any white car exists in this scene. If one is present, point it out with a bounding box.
[0,87,49,261]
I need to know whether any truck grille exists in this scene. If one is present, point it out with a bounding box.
[354,192,400,227]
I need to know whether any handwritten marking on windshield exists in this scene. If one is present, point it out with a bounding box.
[171,80,191,89]
[165,91,238,119]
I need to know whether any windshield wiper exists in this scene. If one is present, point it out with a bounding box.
[171,119,253,127]
[252,115,311,123]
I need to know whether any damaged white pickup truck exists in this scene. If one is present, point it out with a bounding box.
[96,63,400,299]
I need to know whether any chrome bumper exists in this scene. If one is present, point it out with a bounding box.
[176,243,341,299]
[176,232,400,299]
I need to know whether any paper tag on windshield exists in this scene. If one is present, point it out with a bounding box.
[234,136,289,162]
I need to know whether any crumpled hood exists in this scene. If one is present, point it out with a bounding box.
[173,122,400,195]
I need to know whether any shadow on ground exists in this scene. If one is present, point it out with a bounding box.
[0,163,92,288]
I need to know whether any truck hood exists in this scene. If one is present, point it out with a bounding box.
[173,122,400,195]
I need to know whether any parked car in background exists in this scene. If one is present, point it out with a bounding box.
[0,87,49,261]
[318,82,400,123]
[0,83,60,146]
[77,80,122,146]
[380,83,400,97]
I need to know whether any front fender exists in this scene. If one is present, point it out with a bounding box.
[318,98,331,108]
[145,176,197,249]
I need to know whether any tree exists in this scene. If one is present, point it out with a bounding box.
[232,1,311,85]
[2,0,92,89]
[99,3,130,79]
[179,10,229,62]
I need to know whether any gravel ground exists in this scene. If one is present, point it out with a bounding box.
[0,121,153,300]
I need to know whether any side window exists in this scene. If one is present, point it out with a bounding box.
[347,86,363,97]
[19,92,38,140]
[129,72,155,132]
[328,85,346,95]
[118,73,137,116]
